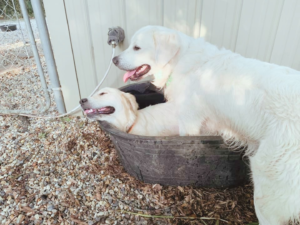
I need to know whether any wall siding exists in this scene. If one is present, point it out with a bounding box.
[44,0,300,110]
[235,0,284,62]
[43,0,81,113]
[270,0,300,68]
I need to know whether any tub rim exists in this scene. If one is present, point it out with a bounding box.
[98,120,224,143]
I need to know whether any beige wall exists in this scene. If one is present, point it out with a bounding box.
[44,0,300,112]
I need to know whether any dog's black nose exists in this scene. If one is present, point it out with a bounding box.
[79,98,88,105]
[112,56,119,66]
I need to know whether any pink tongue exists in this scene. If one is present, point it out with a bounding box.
[84,109,95,114]
[123,70,136,83]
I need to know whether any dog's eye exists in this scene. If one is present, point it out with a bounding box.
[133,46,141,51]
[99,92,106,96]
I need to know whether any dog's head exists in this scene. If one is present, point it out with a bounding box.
[79,87,138,132]
[113,26,181,83]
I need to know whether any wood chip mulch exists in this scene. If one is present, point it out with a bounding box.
[0,116,258,225]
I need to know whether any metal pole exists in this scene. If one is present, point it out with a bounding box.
[0,0,51,115]
[31,0,66,113]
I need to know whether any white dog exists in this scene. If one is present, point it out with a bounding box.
[113,25,300,224]
[79,87,180,136]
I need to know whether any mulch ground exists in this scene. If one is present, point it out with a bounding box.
[0,115,258,225]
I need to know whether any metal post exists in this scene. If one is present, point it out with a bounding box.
[31,0,66,113]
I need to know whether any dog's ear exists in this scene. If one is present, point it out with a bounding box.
[154,31,180,67]
[122,92,138,112]
[121,92,138,131]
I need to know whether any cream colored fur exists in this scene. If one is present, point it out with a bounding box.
[83,87,180,136]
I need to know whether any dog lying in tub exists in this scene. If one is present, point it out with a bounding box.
[80,87,179,136]
[79,87,214,136]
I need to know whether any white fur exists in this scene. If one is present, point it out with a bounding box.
[83,87,180,136]
[116,25,300,224]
